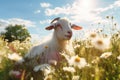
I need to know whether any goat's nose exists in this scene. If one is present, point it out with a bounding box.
[67,31,72,35]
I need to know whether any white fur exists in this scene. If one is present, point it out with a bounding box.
[21,18,81,65]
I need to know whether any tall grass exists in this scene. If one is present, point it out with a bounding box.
[0,16,120,80]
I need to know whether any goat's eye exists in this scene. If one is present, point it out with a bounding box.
[57,24,61,27]
[56,24,62,29]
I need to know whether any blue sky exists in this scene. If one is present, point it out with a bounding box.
[0,0,120,40]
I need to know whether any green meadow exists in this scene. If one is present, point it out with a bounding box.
[0,16,120,80]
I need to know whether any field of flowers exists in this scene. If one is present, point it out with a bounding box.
[0,16,120,80]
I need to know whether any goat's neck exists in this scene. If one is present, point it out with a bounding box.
[52,32,68,51]
[57,39,68,48]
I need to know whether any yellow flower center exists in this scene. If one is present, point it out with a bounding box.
[90,33,96,38]
[46,78,51,80]
[45,76,52,80]
[75,57,80,62]
[104,54,109,57]
[97,40,103,45]
[45,46,48,49]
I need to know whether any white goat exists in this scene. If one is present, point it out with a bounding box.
[21,17,82,66]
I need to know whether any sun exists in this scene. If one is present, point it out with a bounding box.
[79,0,97,11]
[67,0,98,23]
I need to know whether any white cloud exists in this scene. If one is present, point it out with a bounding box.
[45,7,71,16]
[39,19,51,24]
[9,18,35,27]
[92,5,114,14]
[0,18,35,28]
[44,0,120,24]
[45,0,101,23]
[34,10,41,14]
[92,0,120,14]
[40,2,51,8]
[0,19,9,27]
[114,0,120,7]
[31,34,40,41]
[0,27,6,33]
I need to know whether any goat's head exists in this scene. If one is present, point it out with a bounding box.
[45,17,82,40]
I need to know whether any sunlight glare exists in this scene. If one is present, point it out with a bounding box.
[80,0,97,11]
[71,0,98,23]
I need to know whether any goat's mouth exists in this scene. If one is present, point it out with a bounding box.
[65,35,72,39]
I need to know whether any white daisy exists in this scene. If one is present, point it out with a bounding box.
[48,60,57,66]
[9,70,21,76]
[30,77,34,80]
[43,68,52,76]
[0,57,2,63]
[100,52,112,59]
[9,70,22,78]
[91,57,100,64]
[33,64,53,76]
[44,75,52,80]
[91,37,111,51]
[33,64,51,72]
[117,55,120,60]
[68,55,87,69]
[60,51,70,61]
[72,75,80,80]
[8,53,22,61]
[88,32,98,39]
[85,30,98,40]
[74,44,80,49]
[63,67,76,73]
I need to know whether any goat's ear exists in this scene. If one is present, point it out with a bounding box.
[71,24,82,30]
[45,25,54,30]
